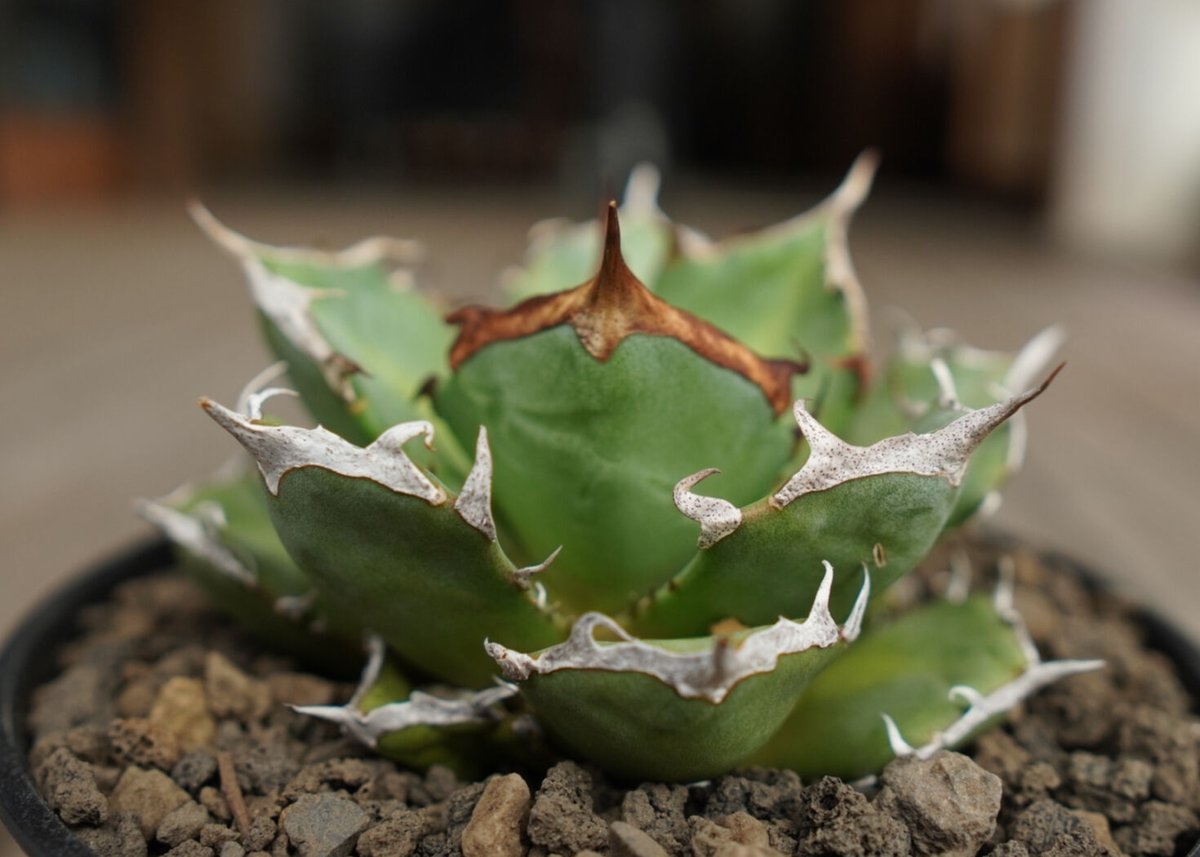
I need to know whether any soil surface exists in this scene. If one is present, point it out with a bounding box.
[23,537,1200,856]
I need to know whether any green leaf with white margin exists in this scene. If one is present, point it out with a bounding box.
[488,563,869,782]
[190,204,467,480]
[753,584,1102,779]
[651,152,878,433]
[295,637,521,778]
[138,467,362,672]
[202,398,567,688]
[848,321,1065,529]
[501,164,677,303]
[628,370,1059,639]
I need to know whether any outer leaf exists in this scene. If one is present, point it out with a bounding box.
[488,565,868,782]
[652,153,877,433]
[139,469,361,671]
[191,205,466,478]
[203,400,566,687]
[753,594,1102,779]
[631,374,1057,638]
[848,324,1064,528]
[296,641,522,779]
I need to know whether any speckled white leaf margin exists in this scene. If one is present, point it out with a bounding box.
[771,366,1060,509]
[486,562,870,704]
[190,204,423,405]
[294,636,516,748]
[137,496,257,587]
[202,398,447,504]
[673,468,743,549]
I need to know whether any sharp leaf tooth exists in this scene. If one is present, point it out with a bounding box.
[929,357,962,411]
[236,361,291,416]
[622,163,663,217]
[273,591,317,621]
[454,427,497,541]
[348,635,388,710]
[843,566,871,642]
[882,714,916,757]
[948,685,986,708]
[511,546,561,589]
[673,469,743,549]
[202,398,446,504]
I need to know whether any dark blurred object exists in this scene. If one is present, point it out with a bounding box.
[1,0,1071,200]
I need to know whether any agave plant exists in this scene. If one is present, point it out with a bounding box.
[142,156,1100,783]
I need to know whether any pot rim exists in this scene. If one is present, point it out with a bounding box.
[0,537,1197,856]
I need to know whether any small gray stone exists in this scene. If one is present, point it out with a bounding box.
[172,751,219,793]
[875,751,1001,857]
[280,792,369,857]
[220,844,246,857]
[610,820,670,857]
[156,799,211,846]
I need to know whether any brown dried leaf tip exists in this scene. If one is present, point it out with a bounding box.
[448,202,806,415]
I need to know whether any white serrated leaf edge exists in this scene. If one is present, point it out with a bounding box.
[294,635,515,748]
[681,150,877,357]
[771,369,1056,509]
[202,398,446,504]
[881,559,1103,762]
[191,204,422,405]
[486,561,869,704]
[137,496,257,588]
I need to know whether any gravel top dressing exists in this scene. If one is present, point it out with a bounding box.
[23,538,1200,857]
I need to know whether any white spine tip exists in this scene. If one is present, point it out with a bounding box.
[843,566,871,642]
[454,426,497,541]
[882,714,916,757]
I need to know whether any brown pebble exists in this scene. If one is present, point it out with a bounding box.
[267,672,337,707]
[206,651,272,722]
[109,717,182,770]
[164,841,214,857]
[116,677,161,718]
[39,747,108,826]
[461,774,531,857]
[150,677,216,752]
[610,820,670,857]
[199,784,231,821]
[109,766,192,839]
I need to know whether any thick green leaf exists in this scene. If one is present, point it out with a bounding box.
[753,596,1029,779]
[203,402,566,687]
[192,205,464,477]
[489,568,866,782]
[140,469,361,671]
[435,328,796,614]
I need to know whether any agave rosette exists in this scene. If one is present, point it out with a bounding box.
[143,156,1099,782]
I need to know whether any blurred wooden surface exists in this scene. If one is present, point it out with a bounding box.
[1,182,1198,854]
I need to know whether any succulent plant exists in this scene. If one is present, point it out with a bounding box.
[143,156,1101,783]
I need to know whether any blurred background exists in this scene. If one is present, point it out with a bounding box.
[1,2,1199,845]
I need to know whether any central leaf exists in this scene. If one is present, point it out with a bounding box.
[435,328,796,614]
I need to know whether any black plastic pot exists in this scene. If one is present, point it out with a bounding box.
[1,540,1198,856]
[0,540,172,857]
